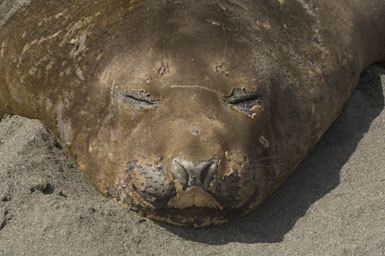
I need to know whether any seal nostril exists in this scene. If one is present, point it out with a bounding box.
[170,159,189,188]
[201,167,209,185]
[201,160,217,190]
[170,158,217,190]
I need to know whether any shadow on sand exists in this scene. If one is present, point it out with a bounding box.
[157,64,385,244]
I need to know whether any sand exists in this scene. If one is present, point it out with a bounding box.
[0,64,384,255]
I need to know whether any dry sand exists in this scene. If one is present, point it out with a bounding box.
[0,64,384,255]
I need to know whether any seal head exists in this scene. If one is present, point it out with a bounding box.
[81,4,278,226]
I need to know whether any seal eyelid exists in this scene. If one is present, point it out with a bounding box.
[114,89,159,107]
[121,90,157,105]
[223,88,263,116]
[223,90,262,104]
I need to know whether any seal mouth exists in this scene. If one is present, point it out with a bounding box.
[167,186,223,210]
[111,154,263,226]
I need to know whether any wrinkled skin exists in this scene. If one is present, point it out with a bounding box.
[1,0,385,226]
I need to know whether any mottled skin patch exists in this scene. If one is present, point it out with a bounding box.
[0,0,385,226]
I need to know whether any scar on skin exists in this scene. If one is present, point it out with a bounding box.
[0,41,7,58]
[263,22,271,30]
[259,135,269,148]
[76,67,85,80]
[56,101,73,144]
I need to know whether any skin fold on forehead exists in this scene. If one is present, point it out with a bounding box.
[98,5,272,95]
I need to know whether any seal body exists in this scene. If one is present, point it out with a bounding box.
[1,0,384,226]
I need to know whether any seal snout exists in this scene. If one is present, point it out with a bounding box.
[170,158,217,191]
[118,152,262,225]
[166,157,223,210]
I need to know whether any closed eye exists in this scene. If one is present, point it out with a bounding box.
[114,88,159,107]
[223,88,263,116]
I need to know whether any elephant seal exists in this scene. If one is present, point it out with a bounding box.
[1,0,384,227]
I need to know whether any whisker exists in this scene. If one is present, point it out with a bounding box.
[254,163,286,169]
[253,155,280,162]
